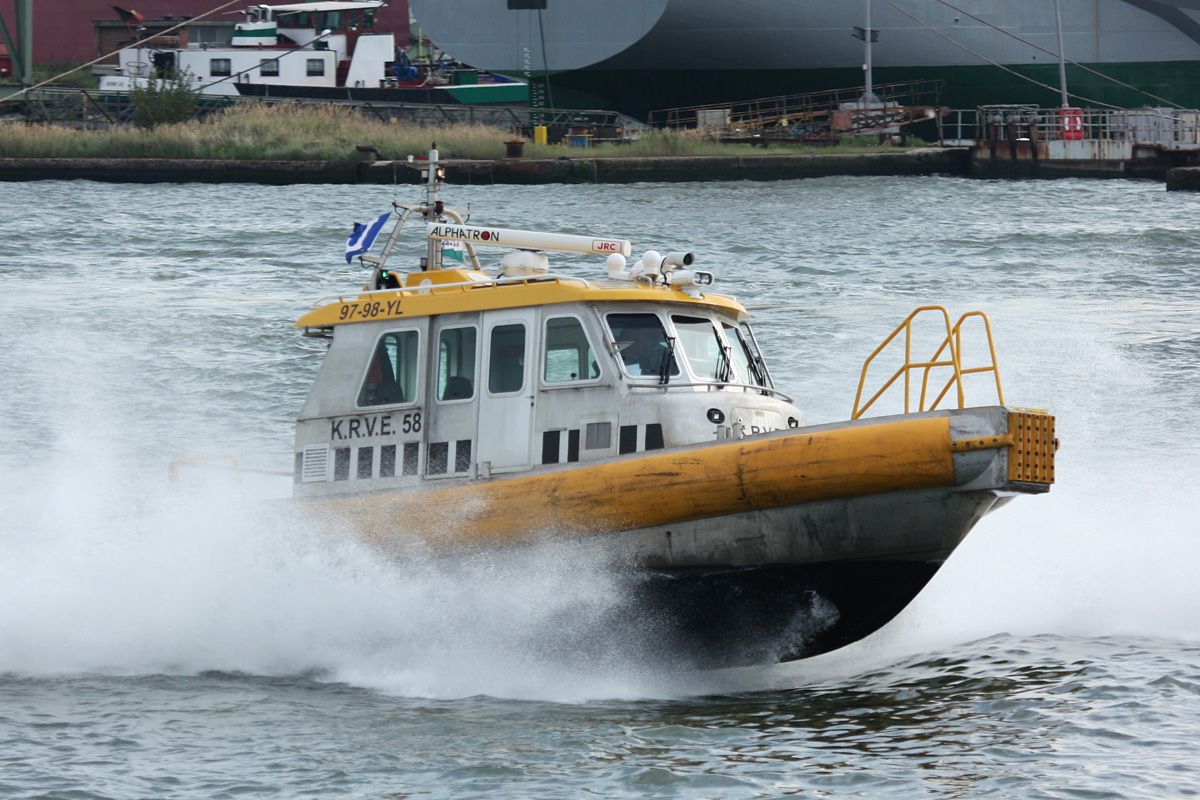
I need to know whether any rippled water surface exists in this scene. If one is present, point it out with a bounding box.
[1,176,1198,798]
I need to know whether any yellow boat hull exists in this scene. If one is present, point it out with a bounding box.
[299,406,1052,664]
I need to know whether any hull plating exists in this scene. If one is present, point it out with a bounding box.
[409,0,1200,116]
[607,487,1000,666]
[297,409,1024,664]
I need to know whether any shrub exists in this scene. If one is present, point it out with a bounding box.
[130,70,200,129]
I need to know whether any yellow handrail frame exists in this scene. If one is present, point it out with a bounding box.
[852,306,1005,419]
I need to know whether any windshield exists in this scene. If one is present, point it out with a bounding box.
[723,323,766,386]
[607,313,680,380]
[672,315,727,381]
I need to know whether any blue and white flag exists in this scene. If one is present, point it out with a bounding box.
[344,211,391,263]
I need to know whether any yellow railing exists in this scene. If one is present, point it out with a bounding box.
[852,306,1005,420]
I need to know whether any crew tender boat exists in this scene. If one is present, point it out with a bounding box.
[292,148,1057,666]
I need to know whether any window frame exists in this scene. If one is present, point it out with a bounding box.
[306,58,326,77]
[356,328,422,409]
[209,58,232,77]
[259,58,280,77]
[670,313,729,384]
[541,313,603,388]
[721,321,765,387]
[604,311,682,382]
[486,322,527,397]
[435,324,478,404]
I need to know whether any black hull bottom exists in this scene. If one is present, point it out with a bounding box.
[626,560,943,668]
[234,84,459,103]
[232,84,519,105]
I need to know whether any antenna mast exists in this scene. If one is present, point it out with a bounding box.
[422,143,443,271]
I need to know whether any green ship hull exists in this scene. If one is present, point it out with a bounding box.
[534,61,1200,121]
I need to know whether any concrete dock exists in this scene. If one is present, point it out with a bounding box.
[2,142,1197,185]
[0,148,970,185]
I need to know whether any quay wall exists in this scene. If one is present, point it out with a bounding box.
[0,149,970,185]
[0,158,359,185]
[2,148,1190,184]
[1166,167,1200,190]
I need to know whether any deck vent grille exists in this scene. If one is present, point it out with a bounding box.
[301,445,330,483]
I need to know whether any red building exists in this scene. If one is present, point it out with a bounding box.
[0,0,409,65]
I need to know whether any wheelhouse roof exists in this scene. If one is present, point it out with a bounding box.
[262,2,386,14]
[294,269,747,330]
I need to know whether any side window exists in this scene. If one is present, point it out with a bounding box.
[437,326,477,401]
[544,317,599,383]
[306,59,326,77]
[488,323,526,394]
[607,313,680,379]
[358,330,419,407]
[260,58,280,77]
[672,315,724,381]
[210,58,231,77]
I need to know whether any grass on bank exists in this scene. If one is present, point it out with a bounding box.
[0,102,922,161]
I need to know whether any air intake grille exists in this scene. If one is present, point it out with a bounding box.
[301,445,330,483]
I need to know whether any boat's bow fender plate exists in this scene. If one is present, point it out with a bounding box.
[1008,411,1056,485]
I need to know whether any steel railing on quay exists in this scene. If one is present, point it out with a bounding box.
[12,86,645,134]
[648,79,946,133]
[13,86,141,125]
[940,105,1200,149]
[261,98,643,132]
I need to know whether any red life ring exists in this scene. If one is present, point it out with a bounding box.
[1059,107,1084,141]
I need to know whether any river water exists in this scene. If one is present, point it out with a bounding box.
[0,176,1197,798]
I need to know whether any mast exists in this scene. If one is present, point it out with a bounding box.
[1054,0,1069,107]
[423,143,443,271]
[864,0,873,103]
[853,0,878,107]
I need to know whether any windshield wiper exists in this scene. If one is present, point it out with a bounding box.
[660,336,676,385]
[716,343,733,383]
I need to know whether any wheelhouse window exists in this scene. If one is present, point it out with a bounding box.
[190,26,232,46]
[607,313,679,379]
[358,330,419,407]
[672,315,727,381]
[209,58,231,77]
[488,323,526,394]
[724,322,768,386]
[437,326,476,401]
[259,58,279,77]
[544,317,599,383]
[306,58,325,77]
